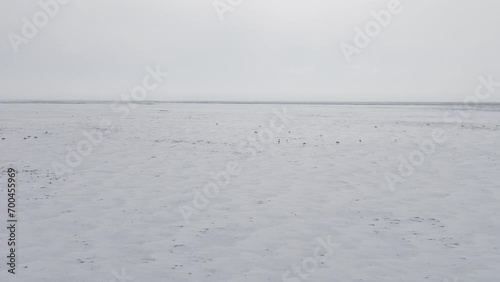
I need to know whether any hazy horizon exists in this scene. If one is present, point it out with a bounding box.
[2,100,500,106]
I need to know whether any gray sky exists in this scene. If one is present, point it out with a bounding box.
[1,0,499,102]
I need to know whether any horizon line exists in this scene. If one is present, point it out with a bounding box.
[1,100,500,106]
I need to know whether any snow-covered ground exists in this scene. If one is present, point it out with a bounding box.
[1,103,500,282]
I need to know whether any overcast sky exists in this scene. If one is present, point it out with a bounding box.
[1,0,499,102]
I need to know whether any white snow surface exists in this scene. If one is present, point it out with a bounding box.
[1,103,500,282]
